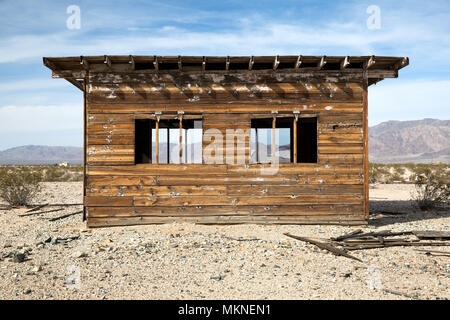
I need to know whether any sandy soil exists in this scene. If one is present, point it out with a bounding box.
[0,182,448,300]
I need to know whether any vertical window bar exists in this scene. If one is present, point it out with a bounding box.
[272,115,276,164]
[179,115,183,163]
[293,115,298,163]
[155,116,159,164]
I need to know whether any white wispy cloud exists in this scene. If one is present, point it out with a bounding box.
[0,104,82,133]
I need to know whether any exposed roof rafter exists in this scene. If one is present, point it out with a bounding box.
[317,56,327,70]
[340,56,350,70]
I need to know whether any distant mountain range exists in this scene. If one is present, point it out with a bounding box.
[369,119,449,163]
[0,119,448,164]
[0,145,83,164]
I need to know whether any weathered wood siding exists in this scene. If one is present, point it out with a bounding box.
[84,71,366,227]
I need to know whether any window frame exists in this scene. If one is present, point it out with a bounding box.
[134,113,203,165]
[250,114,318,165]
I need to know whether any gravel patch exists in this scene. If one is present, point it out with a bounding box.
[0,182,448,300]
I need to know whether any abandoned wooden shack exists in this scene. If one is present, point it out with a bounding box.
[43,55,408,227]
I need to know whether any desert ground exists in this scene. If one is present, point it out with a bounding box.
[0,182,448,300]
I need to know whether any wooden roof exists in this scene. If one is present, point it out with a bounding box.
[43,55,409,90]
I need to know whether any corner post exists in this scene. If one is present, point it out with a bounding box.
[363,70,369,219]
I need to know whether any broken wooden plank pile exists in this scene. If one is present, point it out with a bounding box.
[284,229,450,262]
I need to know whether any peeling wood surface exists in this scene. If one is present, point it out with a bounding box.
[82,70,367,226]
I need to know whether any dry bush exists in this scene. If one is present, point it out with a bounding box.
[0,169,42,206]
[412,168,450,211]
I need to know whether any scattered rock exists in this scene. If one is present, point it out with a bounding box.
[13,252,26,263]
[72,251,87,258]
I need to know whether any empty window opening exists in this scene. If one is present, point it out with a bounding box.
[152,119,202,164]
[250,118,292,164]
[296,117,317,163]
[135,117,202,164]
[135,119,152,164]
[250,116,317,164]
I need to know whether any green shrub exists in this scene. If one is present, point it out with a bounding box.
[0,170,42,206]
[412,169,450,211]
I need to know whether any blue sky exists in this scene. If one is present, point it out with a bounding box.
[0,0,449,150]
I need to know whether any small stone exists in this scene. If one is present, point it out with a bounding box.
[31,265,42,272]
[72,251,87,258]
[24,289,32,294]
[210,275,222,281]
[274,265,281,269]
[13,253,26,263]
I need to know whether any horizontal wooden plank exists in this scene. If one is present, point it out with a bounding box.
[318,133,363,144]
[85,194,363,207]
[87,184,363,197]
[318,144,364,154]
[87,204,364,217]
[87,145,134,165]
[87,113,134,125]
[88,82,363,94]
[87,103,363,114]
[87,163,361,175]
[87,174,363,186]
[88,72,366,86]
[88,134,134,145]
[87,215,367,227]
[319,154,364,164]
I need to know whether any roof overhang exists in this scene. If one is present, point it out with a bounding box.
[43,55,409,91]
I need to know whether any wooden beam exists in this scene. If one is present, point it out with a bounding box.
[153,56,159,71]
[317,56,327,70]
[104,55,111,68]
[272,114,276,163]
[249,56,254,71]
[43,58,55,69]
[366,55,376,69]
[363,70,369,220]
[392,57,409,70]
[179,114,183,161]
[129,55,135,70]
[273,55,280,70]
[226,56,230,71]
[295,55,302,69]
[65,78,84,91]
[202,56,206,71]
[368,69,397,78]
[178,55,182,71]
[293,114,298,163]
[80,56,89,70]
[340,56,350,70]
[155,116,159,164]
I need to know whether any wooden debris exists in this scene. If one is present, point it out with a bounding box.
[328,229,450,251]
[283,232,363,262]
[18,208,64,217]
[331,229,362,241]
[48,210,83,222]
[344,241,450,251]
[25,203,49,213]
[28,203,82,207]
[412,231,450,240]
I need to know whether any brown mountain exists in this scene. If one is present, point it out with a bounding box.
[369,119,450,163]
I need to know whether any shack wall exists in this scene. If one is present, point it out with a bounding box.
[84,71,367,227]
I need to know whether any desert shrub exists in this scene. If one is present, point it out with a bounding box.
[412,168,450,211]
[0,170,42,206]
